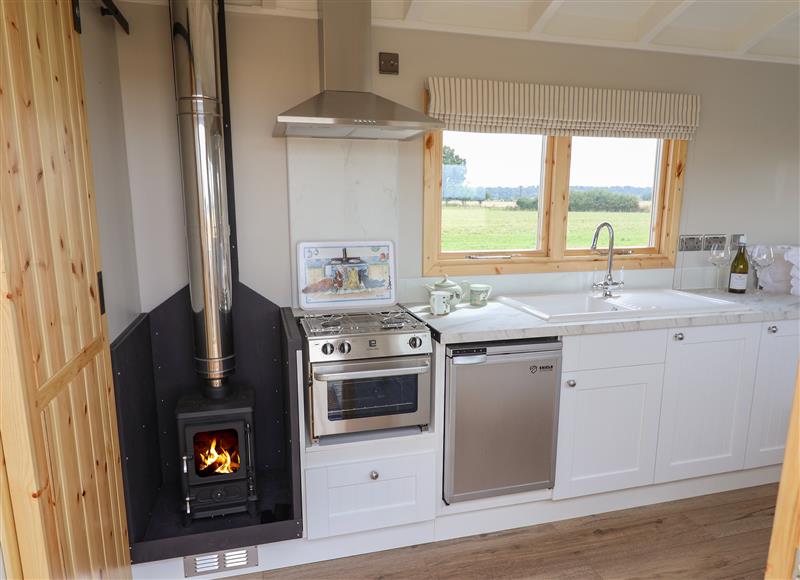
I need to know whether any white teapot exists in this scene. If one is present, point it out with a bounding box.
[425,275,469,309]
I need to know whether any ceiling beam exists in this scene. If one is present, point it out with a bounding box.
[636,0,695,45]
[529,0,563,34]
[734,3,799,54]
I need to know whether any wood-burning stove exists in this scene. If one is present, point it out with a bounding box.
[176,387,257,522]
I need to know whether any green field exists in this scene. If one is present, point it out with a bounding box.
[441,206,652,251]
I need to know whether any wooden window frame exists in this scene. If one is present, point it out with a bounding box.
[422,131,687,277]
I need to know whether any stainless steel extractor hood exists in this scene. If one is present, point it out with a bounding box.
[274,0,443,140]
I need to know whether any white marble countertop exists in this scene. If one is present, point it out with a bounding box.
[404,290,800,344]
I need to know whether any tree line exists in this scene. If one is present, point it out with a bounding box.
[443,145,650,212]
[514,189,644,212]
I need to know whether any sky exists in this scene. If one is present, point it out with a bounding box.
[443,132,660,189]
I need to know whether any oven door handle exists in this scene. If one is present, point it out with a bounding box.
[313,362,430,382]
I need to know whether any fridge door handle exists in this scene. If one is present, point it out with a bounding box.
[452,354,488,365]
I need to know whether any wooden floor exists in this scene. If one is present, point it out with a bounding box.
[239,484,778,580]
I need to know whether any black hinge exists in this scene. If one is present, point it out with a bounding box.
[71,0,81,33]
[97,271,106,315]
[100,0,130,34]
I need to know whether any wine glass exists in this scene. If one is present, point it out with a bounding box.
[708,243,731,291]
[750,246,774,293]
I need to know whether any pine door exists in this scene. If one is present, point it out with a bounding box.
[1,1,129,577]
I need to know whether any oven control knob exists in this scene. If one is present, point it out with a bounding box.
[408,336,423,349]
[321,343,335,355]
[339,341,352,354]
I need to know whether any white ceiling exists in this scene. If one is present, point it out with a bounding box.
[226,0,800,65]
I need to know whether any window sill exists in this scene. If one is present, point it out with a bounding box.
[422,253,675,277]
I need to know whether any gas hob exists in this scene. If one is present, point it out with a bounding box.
[301,307,426,336]
[300,307,432,363]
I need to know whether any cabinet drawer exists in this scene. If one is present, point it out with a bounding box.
[563,329,668,372]
[305,451,435,539]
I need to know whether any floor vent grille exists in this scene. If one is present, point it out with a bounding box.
[183,546,258,577]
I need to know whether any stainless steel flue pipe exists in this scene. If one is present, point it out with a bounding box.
[169,0,235,392]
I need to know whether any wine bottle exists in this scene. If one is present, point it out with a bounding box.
[728,236,749,294]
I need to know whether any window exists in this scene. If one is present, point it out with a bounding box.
[423,132,686,276]
[441,132,545,252]
[566,137,661,250]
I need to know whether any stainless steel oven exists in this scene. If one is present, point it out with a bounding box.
[300,308,433,443]
[309,355,431,440]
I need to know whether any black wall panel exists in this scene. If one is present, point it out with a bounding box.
[111,283,302,563]
[110,314,161,545]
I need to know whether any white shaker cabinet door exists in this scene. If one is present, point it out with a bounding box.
[655,323,761,483]
[745,321,800,468]
[554,364,664,499]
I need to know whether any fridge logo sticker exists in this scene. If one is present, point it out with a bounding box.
[530,364,554,374]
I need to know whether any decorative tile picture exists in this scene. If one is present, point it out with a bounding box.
[297,241,395,310]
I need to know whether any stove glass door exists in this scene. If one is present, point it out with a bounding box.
[311,355,431,438]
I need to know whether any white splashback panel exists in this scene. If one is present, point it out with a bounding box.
[287,138,401,307]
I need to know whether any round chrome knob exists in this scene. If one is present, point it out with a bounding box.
[339,341,352,354]
[321,343,335,355]
[768,325,778,334]
[674,332,685,341]
[566,379,577,388]
[408,336,423,349]
[370,470,379,480]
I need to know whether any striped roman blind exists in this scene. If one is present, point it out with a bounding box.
[426,77,700,140]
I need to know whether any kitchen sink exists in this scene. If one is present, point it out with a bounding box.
[497,290,750,323]
[496,293,636,322]
[606,290,749,314]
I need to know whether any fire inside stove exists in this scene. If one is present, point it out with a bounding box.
[193,429,241,477]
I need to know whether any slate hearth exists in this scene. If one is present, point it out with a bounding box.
[111,283,302,563]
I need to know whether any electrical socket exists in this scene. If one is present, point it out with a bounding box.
[730,233,744,249]
[680,235,703,251]
[703,235,726,250]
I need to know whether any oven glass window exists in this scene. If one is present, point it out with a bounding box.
[327,375,419,421]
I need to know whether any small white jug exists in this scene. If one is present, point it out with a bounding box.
[430,290,452,315]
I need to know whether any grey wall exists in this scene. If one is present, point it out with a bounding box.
[109,2,799,310]
[114,2,319,310]
[225,12,319,304]
[371,26,800,248]
[80,0,141,339]
[115,2,187,312]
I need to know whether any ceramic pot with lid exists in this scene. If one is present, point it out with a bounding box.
[425,275,469,308]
